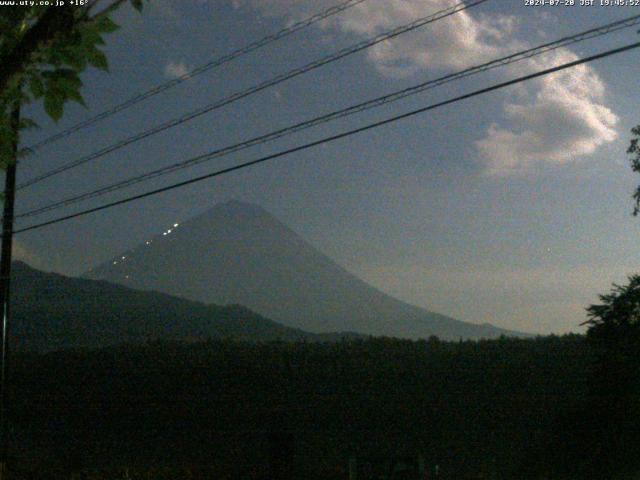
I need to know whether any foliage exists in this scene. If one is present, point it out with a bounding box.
[584,274,640,341]
[0,0,147,168]
[627,125,640,215]
[582,276,640,479]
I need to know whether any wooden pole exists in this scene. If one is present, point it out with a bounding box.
[0,96,21,480]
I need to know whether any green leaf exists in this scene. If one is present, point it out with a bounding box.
[58,45,87,70]
[94,16,119,34]
[80,25,105,47]
[29,75,45,99]
[19,118,38,130]
[67,89,86,107]
[130,0,144,12]
[87,48,108,71]
[44,68,80,85]
[55,69,82,91]
[44,93,64,122]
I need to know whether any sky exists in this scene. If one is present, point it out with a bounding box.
[11,0,640,335]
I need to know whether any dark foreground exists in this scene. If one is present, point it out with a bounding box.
[6,335,639,479]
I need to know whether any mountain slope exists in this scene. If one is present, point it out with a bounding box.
[11,261,336,352]
[85,201,528,340]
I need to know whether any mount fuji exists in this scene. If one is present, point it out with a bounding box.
[85,201,528,340]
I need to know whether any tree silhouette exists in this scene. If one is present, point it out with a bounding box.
[628,125,640,215]
[584,275,640,341]
[582,276,640,479]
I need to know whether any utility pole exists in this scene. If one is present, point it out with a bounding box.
[0,97,21,480]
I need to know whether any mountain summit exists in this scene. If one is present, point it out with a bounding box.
[85,201,527,340]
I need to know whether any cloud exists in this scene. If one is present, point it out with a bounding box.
[334,7,517,78]
[234,0,617,174]
[234,0,515,76]
[476,49,618,175]
[164,61,190,79]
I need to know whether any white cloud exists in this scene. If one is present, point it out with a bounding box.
[476,49,618,175]
[164,61,190,79]
[234,0,515,76]
[235,0,618,174]
[336,8,517,78]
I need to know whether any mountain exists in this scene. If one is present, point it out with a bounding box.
[85,200,528,340]
[10,261,346,352]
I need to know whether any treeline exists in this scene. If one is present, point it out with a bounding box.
[5,334,637,479]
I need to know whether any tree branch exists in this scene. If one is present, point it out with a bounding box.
[0,7,75,96]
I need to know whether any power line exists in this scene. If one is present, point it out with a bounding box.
[16,13,640,220]
[24,0,369,153]
[15,40,640,235]
[17,0,489,190]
